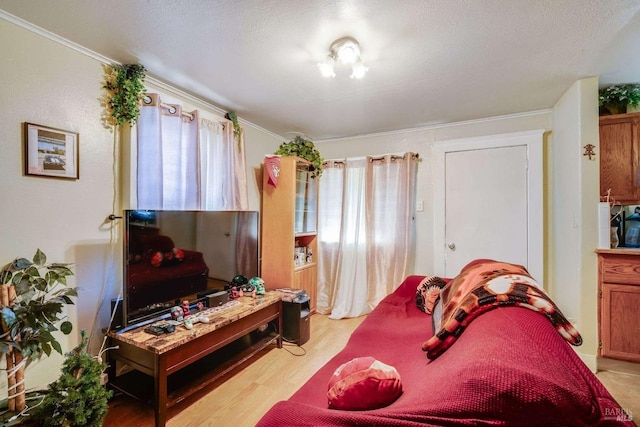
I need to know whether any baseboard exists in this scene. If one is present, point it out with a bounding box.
[598,357,640,376]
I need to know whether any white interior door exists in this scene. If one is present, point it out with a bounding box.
[433,130,544,283]
[444,146,527,276]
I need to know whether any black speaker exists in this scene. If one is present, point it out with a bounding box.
[110,297,124,330]
[283,295,311,345]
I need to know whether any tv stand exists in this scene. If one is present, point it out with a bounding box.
[107,292,283,426]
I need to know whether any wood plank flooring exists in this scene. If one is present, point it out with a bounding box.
[104,313,640,426]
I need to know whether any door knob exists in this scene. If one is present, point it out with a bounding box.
[447,242,456,250]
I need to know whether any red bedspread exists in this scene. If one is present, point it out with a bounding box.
[257,275,633,426]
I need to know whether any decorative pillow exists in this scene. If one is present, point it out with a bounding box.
[327,356,402,411]
[415,276,447,314]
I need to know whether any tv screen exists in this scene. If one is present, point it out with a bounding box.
[122,210,259,327]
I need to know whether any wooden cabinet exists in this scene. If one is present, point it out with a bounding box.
[599,112,640,204]
[597,250,640,363]
[261,156,318,312]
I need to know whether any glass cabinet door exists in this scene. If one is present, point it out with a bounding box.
[294,162,318,234]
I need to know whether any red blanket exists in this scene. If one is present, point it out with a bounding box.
[422,260,582,360]
[258,274,632,426]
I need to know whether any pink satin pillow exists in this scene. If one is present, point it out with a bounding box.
[327,356,402,410]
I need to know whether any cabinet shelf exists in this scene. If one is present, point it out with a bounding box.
[294,262,317,272]
[295,232,317,238]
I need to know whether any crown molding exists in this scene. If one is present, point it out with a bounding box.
[0,10,282,140]
[317,109,552,143]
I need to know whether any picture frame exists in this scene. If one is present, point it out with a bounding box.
[24,122,79,180]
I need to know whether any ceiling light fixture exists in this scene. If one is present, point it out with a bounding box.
[318,36,368,79]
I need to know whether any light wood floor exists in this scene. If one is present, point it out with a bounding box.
[104,314,639,426]
[596,358,640,423]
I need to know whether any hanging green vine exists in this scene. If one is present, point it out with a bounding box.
[275,136,324,178]
[225,111,243,151]
[103,63,147,126]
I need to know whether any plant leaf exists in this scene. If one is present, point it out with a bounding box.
[12,258,33,270]
[1,307,16,328]
[33,276,48,292]
[59,296,75,305]
[14,275,32,298]
[41,341,51,357]
[0,268,12,285]
[33,249,46,266]
[50,339,62,355]
[60,321,73,335]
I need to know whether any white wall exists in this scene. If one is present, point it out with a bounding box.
[316,112,552,275]
[550,77,600,369]
[0,18,117,390]
[0,18,281,395]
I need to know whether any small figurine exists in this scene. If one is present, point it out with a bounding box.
[230,286,241,299]
[241,282,256,298]
[250,277,266,295]
[197,301,204,312]
[181,300,191,317]
[170,306,184,322]
[231,275,248,287]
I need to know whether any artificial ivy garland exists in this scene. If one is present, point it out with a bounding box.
[225,111,243,151]
[599,83,640,114]
[103,63,147,126]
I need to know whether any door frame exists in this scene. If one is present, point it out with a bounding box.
[432,129,544,283]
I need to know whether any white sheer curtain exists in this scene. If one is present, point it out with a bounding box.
[199,119,248,210]
[137,94,199,210]
[317,158,369,319]
[317,153,418,319]
[365,153,418,308]
[136,93,248,210]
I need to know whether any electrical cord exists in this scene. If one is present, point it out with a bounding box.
[268,321,307,356]
[90,125,121,365]
[282,341,307,356]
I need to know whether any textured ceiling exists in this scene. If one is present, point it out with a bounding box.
[1,0,639,140]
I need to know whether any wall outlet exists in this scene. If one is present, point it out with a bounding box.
[416,201,424,212]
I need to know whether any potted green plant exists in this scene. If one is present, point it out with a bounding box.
[102,63,147,126]
[0,249,78,414]
[599,83,640,115]
[274,136,324,178]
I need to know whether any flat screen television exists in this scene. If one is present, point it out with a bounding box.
[121,209,260,328]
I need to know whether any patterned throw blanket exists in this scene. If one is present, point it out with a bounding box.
[421,260,582,360]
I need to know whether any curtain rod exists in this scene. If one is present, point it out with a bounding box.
[324,153,420,166]
[142,95,195,121]
[368,153,420,162]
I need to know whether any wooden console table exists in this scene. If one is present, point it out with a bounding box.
[107,292,283,426]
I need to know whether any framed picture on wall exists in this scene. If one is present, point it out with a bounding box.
[23,122,79,180]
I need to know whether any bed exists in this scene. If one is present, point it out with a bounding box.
[257,260,634,426]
